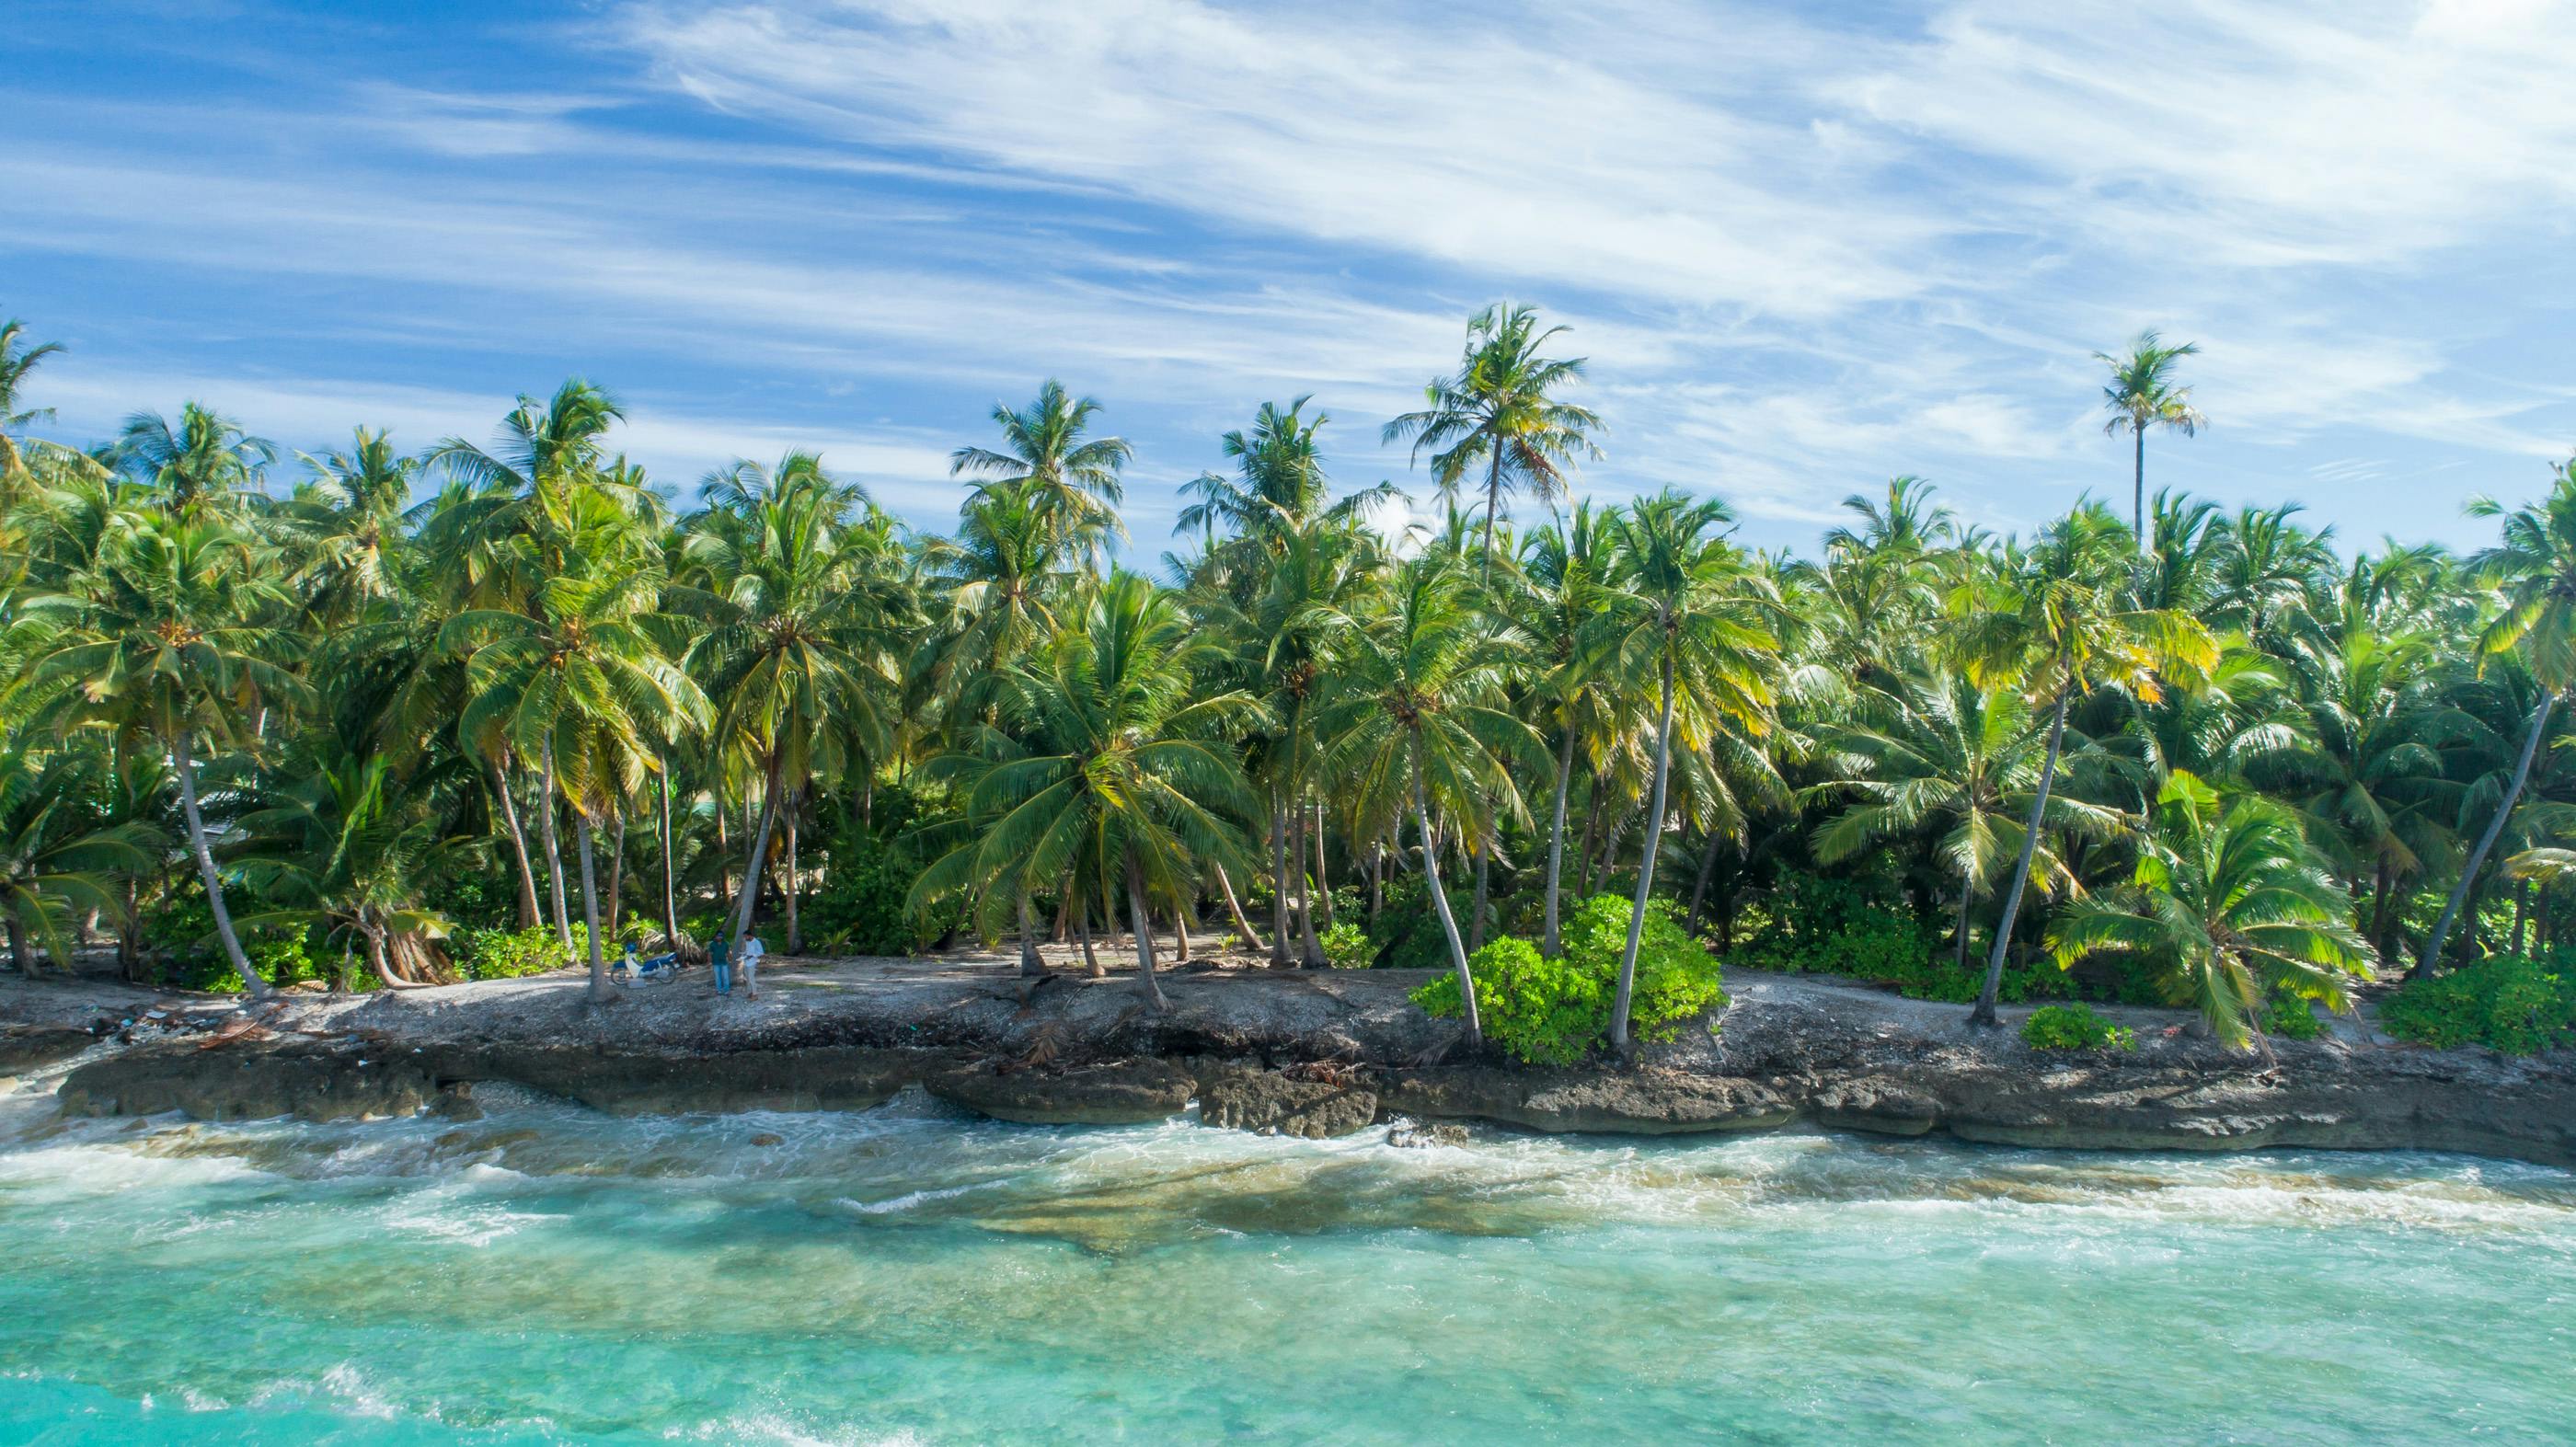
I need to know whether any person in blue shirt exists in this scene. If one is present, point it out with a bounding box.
[708,935,730,995]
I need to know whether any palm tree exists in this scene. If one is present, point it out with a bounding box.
[115,403,276,515]
[282,427,416,626]
[1949,503,2217,1027]
[2096,331,2206,549]
[1311,558,1547,1047]
[1384,303,1604,575]
[1518,500,1616,956]
[2420,462,2576,975]
[949,381,1130,557]
[916,572,1259,1006]
[0,316,66,494]
[236,748,459,991]
[1811,668,2124,973]
[0,743,153,975]
[681,453,909,963]
[2048,771,2371,1053]
[22,518,307,998]
[1597,489,1781,1054]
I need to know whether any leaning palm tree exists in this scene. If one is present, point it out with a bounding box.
[2049,771,2371,1054]
[2419,460,2576,975]
[1310,557,1547,1046]
[1811,668,2124,973]
[2096,331,2206,549]
[1384,303,1604,575]
[1949,503,2217,1027]
[21,518,307,998]
[1596,488,1781,1055]
[916,572,1261,1006]
[949,380,1131,558]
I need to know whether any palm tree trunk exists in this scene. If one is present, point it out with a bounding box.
[2421,693,2554,978]
[364,926,432,991]
[658,768,680,953]
[1578,788,1604,895]
[1312,802,1334,929]
[2133,422,2147,551]
[575,813,611,1003]
[1543,724,1576,956]
[1174,905,1192,963]
[1955,884,1975,972]
[1125,852,1167,1007]
[604,810,627,944]
[1367,844,1385,933]
[1076,902,1102,978]
[1611,662,1677,1058]
[170,730,268,1000]
[1410,740,1482,1046]
[1479,446,1504,579]
[1972,685,2071,1028]
[118,877,142,981]
[783,791,802,955]
[536,739,573,953]
[1269,806,1292,966]
[716,797,733,929]
[1017,894,1044,977]
[6,921,29,977]
[1213,863,1263,955]
[1292,807,1327,968]
[728,753,788,961]
[2513,877,2532,958]
[1686,827,1724,935]
[489,757,541,930]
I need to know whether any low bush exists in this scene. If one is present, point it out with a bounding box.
[2020,1003,2134,1051]
[2378,957,2576,1055]
[1411,894,1728,1065]
[454,924,590,981]
[2261,994,2325,1041]
[1318,921,1374,970]
[803,832,931,956]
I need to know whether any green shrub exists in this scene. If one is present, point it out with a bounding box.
[147,890,327,993]
[803,832,930,956]
[454,924,590,981]
[2379,957,2576,1055]
[2020,1003,2134,1051]
[2262,995,2325,1041]
[1319,921,1374,970]
[1411,894,1729,1065]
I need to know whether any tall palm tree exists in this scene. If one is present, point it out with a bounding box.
[115,403,276,516]
[282,427,416,626]
[0,316,65,495]
[1312,558,1547,1047]
[2096,331,2206,549]
[1597,489,1781,1054]
[1518,500,1616,956]
[681,453,909,962]
[1811,668,2124,972]
[916,572,1260,1006]
[22,518,307,997]
[1949,503,2217,1026]
[2049,771,2370,1053]
[1384,303,1604,575]
[949,380,1131,558]
[2420,462,2576,975]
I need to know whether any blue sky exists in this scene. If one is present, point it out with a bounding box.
[7,0,2573,557]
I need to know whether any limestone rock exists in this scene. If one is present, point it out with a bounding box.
[925,1058,1193,1125]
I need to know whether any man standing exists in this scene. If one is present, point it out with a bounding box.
[740,934,766,1001]
[709,936,730,995]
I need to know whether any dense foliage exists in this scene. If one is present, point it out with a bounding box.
[2020,1004,2135,1052]
[2378,956,2576,1055]
[3,304,2573,1056]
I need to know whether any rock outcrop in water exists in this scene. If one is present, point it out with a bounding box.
[23,960,2576,1170]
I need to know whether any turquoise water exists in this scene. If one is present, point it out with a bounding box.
[0,1066,2570,1445]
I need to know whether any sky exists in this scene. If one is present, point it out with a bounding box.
[6,0,2574,557]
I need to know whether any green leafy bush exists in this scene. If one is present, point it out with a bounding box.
[454,924,589,981]
[2020,1003,2134,1051]
[1411,894,1729,1065]
[147,889,326,992]
[1319,921,1374,970]
[803,832,930,956]
[2261,995,2325,1041]
[2379,957,2576,1055]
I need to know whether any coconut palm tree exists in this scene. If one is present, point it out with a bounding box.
[949,380,1131,558]
[2420,461,2576,975]
[1949,503,2217,1027]
[21,517,307,998]
[281,427,417,626]
[2048,771,2371,1053]
[2096,331,2206,549]
[1811,668,2125,973]
[1517,500,1624,957]
[1311,557,1547,1046]
[1596,489,1781,1054]
[235,748,459,992]
[917,572,1260,1006]
[115,403,276,516]
[1384,303,1604,576]
[0,316,66,496]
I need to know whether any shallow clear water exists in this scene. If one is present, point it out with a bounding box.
[0,1064,2569,1446]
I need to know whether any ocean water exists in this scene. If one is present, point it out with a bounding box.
[0,1061,2569,1445]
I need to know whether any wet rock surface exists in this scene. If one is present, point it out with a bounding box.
[0,1026,96,1075]
[922,1058,1195,1125]
[1198,1067,1379,1138]
[59,1039,436,1122]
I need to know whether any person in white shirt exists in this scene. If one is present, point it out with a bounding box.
[739,934,766,1000]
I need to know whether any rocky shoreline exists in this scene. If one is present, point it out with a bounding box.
[13,956,2576,1169]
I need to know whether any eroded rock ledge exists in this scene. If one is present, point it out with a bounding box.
[35,964,2576,1170]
